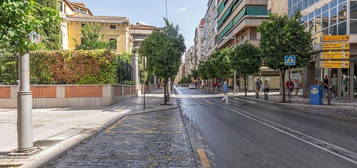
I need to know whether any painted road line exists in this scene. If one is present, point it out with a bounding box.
[197,149,211,168]
[232,97,257,104]
[209,98,357,165]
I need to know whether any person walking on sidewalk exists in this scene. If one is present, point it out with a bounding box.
[222,81,229,104]
[262,80,270,100]
[255,78,262,98]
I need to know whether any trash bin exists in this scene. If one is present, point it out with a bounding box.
[310,85,323,105]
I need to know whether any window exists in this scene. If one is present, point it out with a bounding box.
[109,39,117,50]
[322,12,329,29]
[315,15,322,32]
[58,2,63,12]
[351,1,357,19]
[329,24,337,35]
[330,7,337,25]
[338,21,346,35]
[309,19,314,31]
[330,0,338,8]
[338,3,347,22]
[110,25,117,29]
[351,20,357,34]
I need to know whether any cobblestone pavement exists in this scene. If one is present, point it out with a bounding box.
[41,108,197,168]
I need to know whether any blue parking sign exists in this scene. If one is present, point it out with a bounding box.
[285,55,296,66]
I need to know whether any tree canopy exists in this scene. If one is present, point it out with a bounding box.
[76,24,110,50]
[257,13,313,71]
[139,18,186,104]
[257,13,314,102]
[231,42,262,77]
[0,0,60,54]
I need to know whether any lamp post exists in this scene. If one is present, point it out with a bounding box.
[14,31,41,155]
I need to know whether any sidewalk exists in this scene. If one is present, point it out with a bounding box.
[0,89,179,167]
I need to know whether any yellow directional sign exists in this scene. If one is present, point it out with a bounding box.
[321,61,350,69]
[321,35,350,42]
[321,52,350,59]
[321,43,350,50]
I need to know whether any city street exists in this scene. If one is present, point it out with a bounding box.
[176,87,357,168]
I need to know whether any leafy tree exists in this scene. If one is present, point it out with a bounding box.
[210,48,233,80]
[191,70,199,80]
[0,0,59,54]
[35,0,61,50]
[76,24,109,50]
[231,42,262,96]
[257,13,313,102]
[139,19,185,104]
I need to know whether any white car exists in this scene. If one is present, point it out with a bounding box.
[188,84,196,89]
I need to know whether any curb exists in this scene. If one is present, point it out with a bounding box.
[19,105,177,168]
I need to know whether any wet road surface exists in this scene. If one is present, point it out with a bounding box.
[176,87,357,168]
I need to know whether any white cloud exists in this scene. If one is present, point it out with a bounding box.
[176,7,187,12]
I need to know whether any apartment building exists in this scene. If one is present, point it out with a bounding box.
[216,0,269,49]
[194,20,205,70]
[202,0,219,61]
[129,23,156,52]
[58,0,130,54]
[289,0,357,98]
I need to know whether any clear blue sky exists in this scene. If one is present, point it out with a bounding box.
[72,0,208,48]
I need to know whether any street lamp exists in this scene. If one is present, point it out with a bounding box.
[223,36,238,94]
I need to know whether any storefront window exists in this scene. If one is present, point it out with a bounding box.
[338,21,347,35]
[330,24,337,35]
[351,20,357,34]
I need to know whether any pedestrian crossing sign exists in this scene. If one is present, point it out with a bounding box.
[285,55,296,66]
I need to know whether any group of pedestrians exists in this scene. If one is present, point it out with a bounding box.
[255,79,270,99]
[286,79,302,97]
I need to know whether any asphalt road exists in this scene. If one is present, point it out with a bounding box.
[176,87,357,168]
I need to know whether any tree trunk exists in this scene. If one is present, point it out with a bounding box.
[281,70,286,103]
[163,80,168,105]
[244,75,248,97]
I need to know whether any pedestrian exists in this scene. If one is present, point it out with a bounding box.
[286,80,294,97]
[262,80,270,100]
[323,76,329,97]
[331,74,337,97]
[294,79,301,96]
[255,78,262,98]
[222,81,229,104]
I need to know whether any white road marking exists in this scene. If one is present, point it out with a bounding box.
[209,98,357,165]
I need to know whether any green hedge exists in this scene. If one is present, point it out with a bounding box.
[31,50,117,84]
[0,50,126,85]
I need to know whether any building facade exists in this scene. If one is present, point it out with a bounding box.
[58,0,130,54]
[194,20,205,70]
[129,23,156,52]
[202,0,218,61]
[216,0,269,49]
[289,0,357,98]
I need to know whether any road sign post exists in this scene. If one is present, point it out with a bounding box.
[285,55,296,102]
[320,35,350,104]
